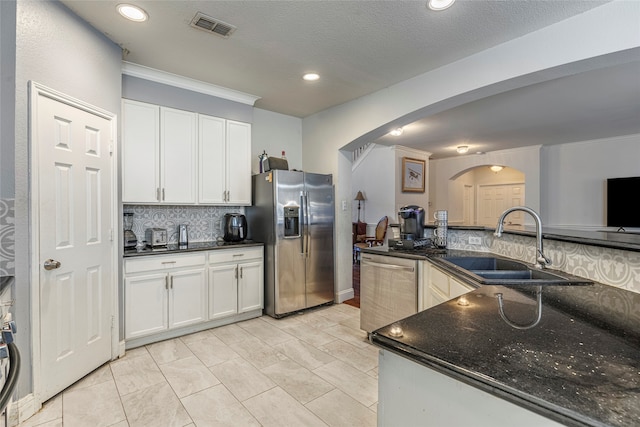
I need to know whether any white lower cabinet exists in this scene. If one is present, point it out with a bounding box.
[125,253,207,339]
[125,247,263,344]
[208,247,264,320]
[422,260,474,309]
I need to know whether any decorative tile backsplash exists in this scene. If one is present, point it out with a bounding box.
[446,228,640,294]
[124,205,246,244]
[0,199,15,276]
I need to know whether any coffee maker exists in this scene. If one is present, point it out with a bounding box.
[398,205,425,240]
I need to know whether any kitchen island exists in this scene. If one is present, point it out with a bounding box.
[362,242,640,426]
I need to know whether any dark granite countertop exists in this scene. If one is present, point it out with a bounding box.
[425,224,640,252]
[123,240,263,257]
[369,250,640,426]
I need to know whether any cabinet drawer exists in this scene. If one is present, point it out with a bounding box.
[209,247,263,264]
[125,253,206,274]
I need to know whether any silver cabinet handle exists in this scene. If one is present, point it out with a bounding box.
[44,259,61,270]
[156,188,161,201]
[240,267,243,279]
[166,275,170,290]
[162,188,165,201]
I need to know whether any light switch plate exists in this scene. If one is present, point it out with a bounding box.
[342,200,347,211]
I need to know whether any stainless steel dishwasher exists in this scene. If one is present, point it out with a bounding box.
[360,253,418,333]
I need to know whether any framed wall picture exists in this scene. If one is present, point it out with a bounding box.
[402,157,425,193]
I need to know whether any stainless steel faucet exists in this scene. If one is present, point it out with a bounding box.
[494,206,551,269]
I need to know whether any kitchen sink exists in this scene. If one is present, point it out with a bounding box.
[438,256,592,285]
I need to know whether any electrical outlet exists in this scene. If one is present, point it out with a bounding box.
[341,200,347,211]
[469,236,482,245]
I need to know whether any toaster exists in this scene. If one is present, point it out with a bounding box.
[145,228,168,248]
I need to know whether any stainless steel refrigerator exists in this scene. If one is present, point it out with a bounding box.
[246,171,335,318]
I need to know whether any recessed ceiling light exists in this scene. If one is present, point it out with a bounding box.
[427,0,456,11]
[303,73,320,81]
[389,127,404,136]
[456,145,469,154]
[117,4,148,22]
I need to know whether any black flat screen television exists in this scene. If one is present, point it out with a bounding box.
[607,176,640,228]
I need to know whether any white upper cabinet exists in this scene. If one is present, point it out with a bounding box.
[123,99,251,206]
[199,115,252,205]
[122,100,160,203]
[161,107,197,204]
[225,120,252,205]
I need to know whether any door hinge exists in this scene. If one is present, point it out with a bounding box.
[109,143,114,155]
[109,228,114,241]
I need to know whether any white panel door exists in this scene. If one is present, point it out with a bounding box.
[161,107,197,204]
[477,183,526,227]
[208,264,238,320]
[36,91,114,401]
[198,115,226,204]
[169,268,207,329]
[122,100,159,203]
[226,120,252,205]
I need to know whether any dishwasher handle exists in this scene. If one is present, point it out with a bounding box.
[361,257,415,272]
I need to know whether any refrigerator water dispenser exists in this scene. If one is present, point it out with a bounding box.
[284,206,300,237]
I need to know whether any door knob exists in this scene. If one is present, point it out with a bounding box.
[43,259,61,270]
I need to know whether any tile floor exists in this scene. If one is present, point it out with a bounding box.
[19,304,377,427]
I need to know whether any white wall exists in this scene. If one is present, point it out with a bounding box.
[352,145,396,225]
[541,133,640,228]
[302,1,640,302]
[252,108,302,173]
[13,0,122,400]
[393,146,431,220]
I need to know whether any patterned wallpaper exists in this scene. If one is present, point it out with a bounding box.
[0,199,14,276]
[446,228,640,294]
[124,205,246,245]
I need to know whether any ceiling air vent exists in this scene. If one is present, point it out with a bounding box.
[190,12,236,38]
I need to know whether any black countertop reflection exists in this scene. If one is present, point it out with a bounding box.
[372,281,640,426]
[123,240,263,257]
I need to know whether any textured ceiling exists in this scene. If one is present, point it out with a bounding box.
[60,0,639,158]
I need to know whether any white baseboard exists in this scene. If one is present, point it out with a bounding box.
[336,288,355,304]
[10,393,37,426]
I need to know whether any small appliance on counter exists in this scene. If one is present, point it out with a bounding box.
[145,227,168,248]
[178,224,188,246]
[223,213,247,242]
[123,212,137,249]
[398,205,425,240]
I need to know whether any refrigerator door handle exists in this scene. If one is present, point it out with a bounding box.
[300,193,306,255]
[304,191,311,257]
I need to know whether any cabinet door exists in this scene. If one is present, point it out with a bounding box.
[238,260,264,313]
[208,264,238,320]
[198,114,226,204]
[122,100,160,203]
[161,107,197,203]
[226,120,252,205]
[426,286,448,309]
[169,268,207,329]
[449,278,473,300]
[125,273,168,339]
